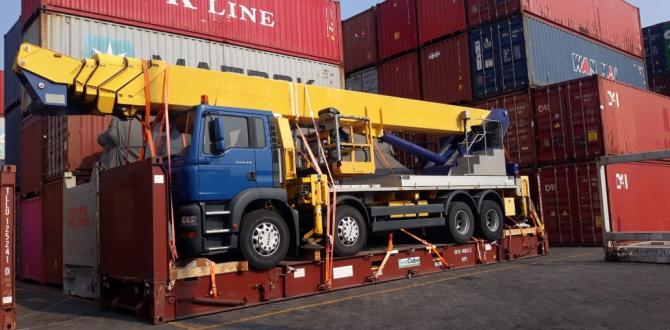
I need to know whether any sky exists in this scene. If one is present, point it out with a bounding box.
[0,0,669,65]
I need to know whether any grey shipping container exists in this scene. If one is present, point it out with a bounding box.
[25,12,344,90]
[346,67,379,94]
[470,15,647,100]
[63,170,100,299]
[4,19,22,110]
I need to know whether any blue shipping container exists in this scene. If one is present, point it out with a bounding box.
[5,105,20,168]
[643,22,670,78]
[4,19,22,110]
[470,15,647,100]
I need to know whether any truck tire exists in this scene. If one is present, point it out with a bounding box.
[477,200,504,241]
[333,206,367,257]
[446,201,475,244]
[239,209,290,270]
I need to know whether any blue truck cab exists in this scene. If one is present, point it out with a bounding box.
[170,105,299,269]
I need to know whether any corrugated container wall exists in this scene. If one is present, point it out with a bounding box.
[649,74,670,97]
[605,162,670,233]
[534,76,670,164]
[42,179,64,285]
[345,67,379,94]
[343,8,377,73]
[473,91,535,166]
[466,0,643,58]
[20,116,43,195]
[643,22,670,78]
[28,12,343,89]
[417,0,466,45]
[3,19,22,110]
[470,15,647,100]
[5,107,20,168]
[378,51,421,100]
[22,0,343,64]
[420,34,472,104]
[0,71,3,115]
[45,116,111,180]
[377,0,419,60]
[19,197,44,283]
[540,162,602,247]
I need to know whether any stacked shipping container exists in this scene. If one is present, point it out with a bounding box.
[10,0,345,285]
[465,0,648,247]
[644,21,670,97]
[344,0,471,105]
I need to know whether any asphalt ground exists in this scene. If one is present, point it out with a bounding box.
[16,248,670,330]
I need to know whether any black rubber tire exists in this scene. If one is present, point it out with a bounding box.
[333,206,368,257]
[446,201,475,244]
[239,210,290,270]
[477,200,504,241]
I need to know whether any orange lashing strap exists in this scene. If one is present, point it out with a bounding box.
[155,66,179,263]
[400,229,449,269]
[209,261,218,298]
[471,237,488,264]
[373,233,395,279]
[139,60,156,160]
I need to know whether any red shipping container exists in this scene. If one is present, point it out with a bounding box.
[42,179,64,285]
[343,8,377,73]
[45,116,112,180]
[465,0,643,58]
[0,169,16,330]
[473,91,535,166]
[378,51,421,100]
[377,0,419,60]
[420,34,472,105]
[20,115,44,195]
[605,162,670,233]
[417,0,466,45]
[20,197,45,284]
[535,76,670,164]
[539,162,602,247]
[21,0,343,64]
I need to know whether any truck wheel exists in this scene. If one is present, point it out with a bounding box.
[446,201,475,244]
[333,206,367,257]
[239,210,290,270]
[477,200,504,241]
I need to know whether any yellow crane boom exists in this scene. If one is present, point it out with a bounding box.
[13,43,490,135]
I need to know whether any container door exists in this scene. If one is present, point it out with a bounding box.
[198,113,257,201]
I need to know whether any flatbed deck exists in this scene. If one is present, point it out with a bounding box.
[16,248,670,329]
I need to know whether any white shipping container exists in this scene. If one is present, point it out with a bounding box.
[25,12,344,89]
[346,67,379,94]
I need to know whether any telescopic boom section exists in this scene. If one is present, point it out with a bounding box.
[13,43,491,135]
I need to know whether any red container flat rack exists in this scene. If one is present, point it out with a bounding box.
[99,159,548,323]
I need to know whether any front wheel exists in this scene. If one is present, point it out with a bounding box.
[333,206,368,257]
[239,210,290,270]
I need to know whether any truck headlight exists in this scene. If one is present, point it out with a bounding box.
[180,215,198,225]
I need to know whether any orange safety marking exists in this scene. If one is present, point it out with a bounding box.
[209,261,218,299]
[373,233,395,279]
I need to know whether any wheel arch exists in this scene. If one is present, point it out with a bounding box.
[231,188,300,255]
[473,190,504,215]
[336,194,370,225]
[441,190,477,215]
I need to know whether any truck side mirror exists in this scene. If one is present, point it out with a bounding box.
[212,116,226,154]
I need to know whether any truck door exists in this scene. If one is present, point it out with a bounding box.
[199,113,258,201]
